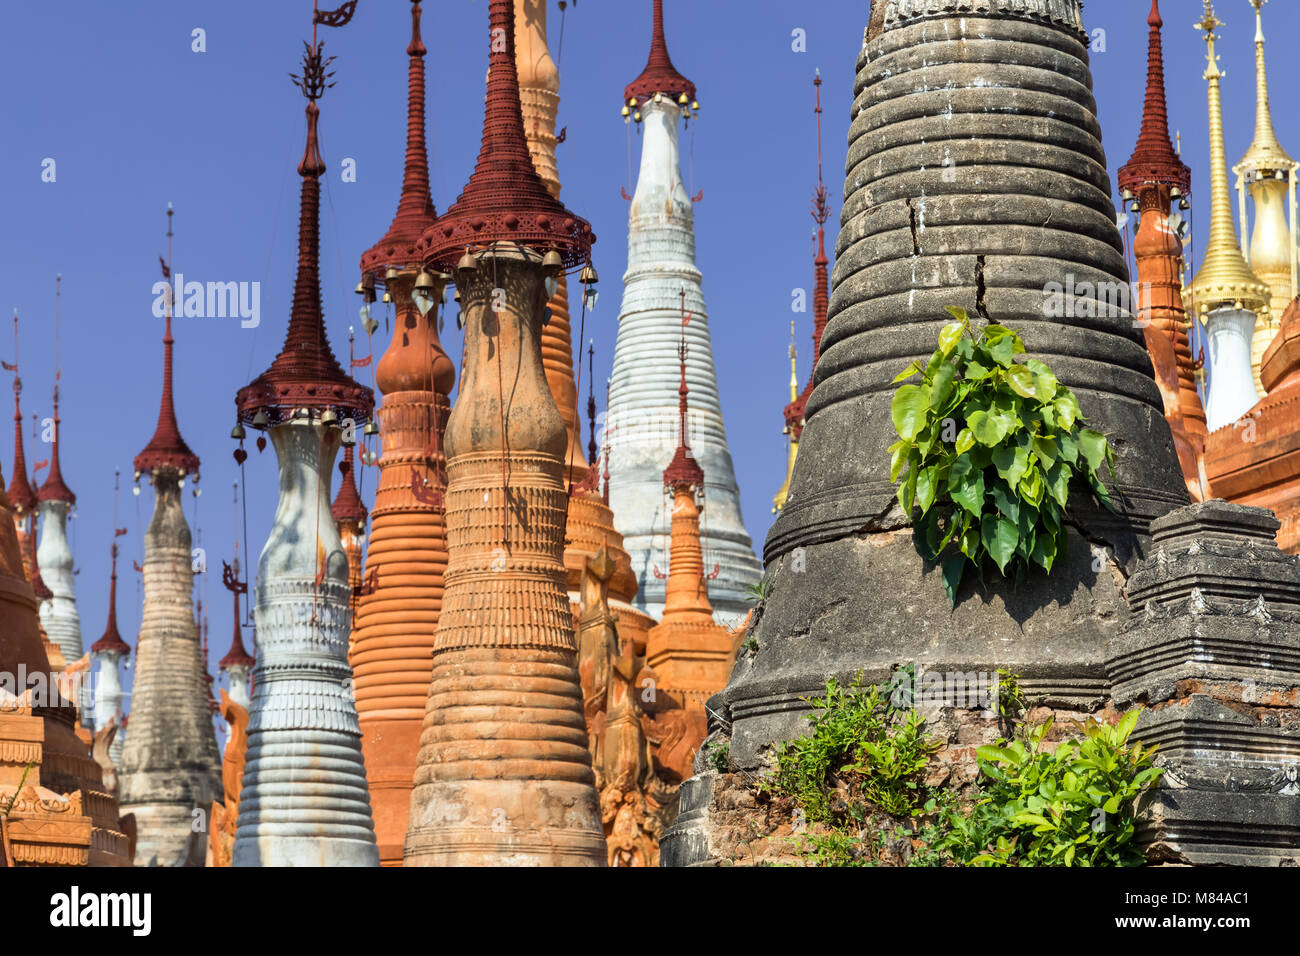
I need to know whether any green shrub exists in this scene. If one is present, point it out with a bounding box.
[889,308,1116,604]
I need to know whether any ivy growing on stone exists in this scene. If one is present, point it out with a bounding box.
[889,308,1115,605]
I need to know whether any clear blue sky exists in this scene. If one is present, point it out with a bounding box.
[0,0,1294,729]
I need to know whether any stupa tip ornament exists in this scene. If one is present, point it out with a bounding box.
[236,41,373,430]
[7,320,37,517]
[1236,0,1294,174]
[359,0,437,278]
[623,0,696,110]
[1189,0,1271,317]
[135,206,201,478]
[37,391,74,506]
[88,537,129,658]
[331,447,368,529]
[664,319,704,492]
[1117,1,1191,196]
[419,0,593,273]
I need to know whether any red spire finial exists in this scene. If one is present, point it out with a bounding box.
[136,204,201,477]
[1118,1,1191,195]
[236,32,373,429]
[331,444,368,527]
[7,311,36,514]
[38,277,74,505]
[624,0,696,107]
[91,477,130,656]
[219,559,255,671]
[360,1,438,277]
[663,289,705,491]
[420,0,594,271]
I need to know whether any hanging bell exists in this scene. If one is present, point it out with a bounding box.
[413,270,437,317]
[385,266,399,281]
[678,92,689,105]
[321,409,339,426]
[633,111,642,123]
[252,410,269,428]
[231,423,246,440]
[579,262,598,286]
[364,421,380,436]
[382,291,392,304]
[456,250,478,283]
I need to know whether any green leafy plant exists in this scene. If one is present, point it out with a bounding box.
[764,673,938,824]
[889,308,1116,604]
[962,711,1163,867]
[744,578,773,603]
[706,739,730,774]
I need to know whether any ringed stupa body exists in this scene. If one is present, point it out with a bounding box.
[118,231,222,867]
[36,385,83,685]
[606,0,760,624]
[231,29,378,868]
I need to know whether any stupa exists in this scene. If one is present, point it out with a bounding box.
[116,208,222,867]
[404,0,606,866]
[332,445,367,628]
[775,72,832,514]
[231,17,378,867]
[607,0,761,623]
[351,0,453,868]
[1233,0,1297,390]
[514,0,655,658]
[88,525,130,738]
[1190,4,1271,433]
[1117,0,1206,499]
[218,560,253,710]
[7,315,41,594]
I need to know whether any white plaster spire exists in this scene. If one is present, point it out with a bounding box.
[607,1,761,623]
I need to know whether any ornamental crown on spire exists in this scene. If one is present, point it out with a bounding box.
[663,291,704,492]
[90,532,130,657]
[7,314,37,514]
[360,0,437,278]
[1117,0,1191,195]
[419,0,594,272]
[236,31,373,429]
[624,0,696,108]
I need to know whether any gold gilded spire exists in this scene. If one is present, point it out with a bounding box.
[1237,0,1293,173]
[773,322,798,514]
[1190,1,1271,318]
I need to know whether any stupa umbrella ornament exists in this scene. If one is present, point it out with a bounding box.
[117,204,222,868]
[404,0,606,867]
[231,5,378,868]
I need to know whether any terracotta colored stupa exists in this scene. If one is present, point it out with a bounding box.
[231,25,378,867]
[513,0,655,658]
[332,444,367,629]
[350,0,455,868]
[404,0,606,866]
[1117,0,1206,500]
[0,454,131,866]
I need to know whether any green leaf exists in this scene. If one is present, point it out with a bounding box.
[944,305,969,323]
[1019,466,1045,508]
[1054,392,1082,431]
[964,360,994,381]
[941,555,965,607]
[968,409,1009,446]
[1030,530,1057,573]
[1025,359,1059,401]
[938,322,965,357]
[1006,364,1037,399]
[930,362,957,411]
[1115,709,1141,744]
[955,427,975,455]
[888,439,911,483]
[891,361,924,385]
[892,384,931,441]
[992,445,1030,488]
[988,481,1020,525]
[915,464,940,516]
[948,457,986,516]
[981,514,1019,574]
[898,453,919,514]
[1033,435,1059,465]
[1077,428,1109,474]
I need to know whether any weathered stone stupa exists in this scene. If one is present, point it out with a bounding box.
[117,216,222,867]
[404,0,606,866]
[231,29,378,867]
[514,0,655,659]
[666,0,1200,864]
[1118,1,1206,500]
[607,0,761,623]
[352,0,453,868]
[1233,0,1297,390]
[88,530,129,738]
[1191,5,1271,433]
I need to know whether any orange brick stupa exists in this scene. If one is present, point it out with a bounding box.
[645,315,736,731]
[514,0,654,658]
[1118,0,1207,500]
[0,463,132,866]
[403,0,605,866]
[351,0,455,868]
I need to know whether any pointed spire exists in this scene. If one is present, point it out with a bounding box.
[1237,0,1294,174]
[237,41,373,428]
[7,311,36,515]
[774,322,798,514]
[1118,1,1192,195]
[1189,2,1271,316]
[663,289,705,491]
[360,1,437,276]
[136,204,201,477]
[421,0,593,271]
[219,560,254,672]
[38,276,74,505]
[90,533,129,657]
[623,0,696,107]
[331,445,367,528]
